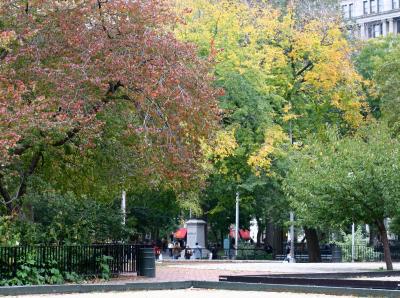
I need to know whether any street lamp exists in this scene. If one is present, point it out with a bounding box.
[235,191,239,257]
[290,211,296,263]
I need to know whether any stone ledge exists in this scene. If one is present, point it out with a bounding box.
[1,280,399,297]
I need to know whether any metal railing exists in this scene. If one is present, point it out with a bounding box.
[211,248,273,260]
[274,244,400,262]
[0,244,149,278]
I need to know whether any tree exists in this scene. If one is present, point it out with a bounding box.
[175,0,365,257]
[285,123,400,270]
[0,0,220,215]
[355,34,400,128]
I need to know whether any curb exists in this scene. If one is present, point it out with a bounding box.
[0,281,191,296]
[196,281,400,297]
[0,280,399,297]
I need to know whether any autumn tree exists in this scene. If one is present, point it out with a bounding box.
[0,0,220,216]
[175,0,365,257]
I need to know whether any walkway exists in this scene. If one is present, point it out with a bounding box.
[115,261,400,283]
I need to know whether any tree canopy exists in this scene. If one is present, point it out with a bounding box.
[0,0,220,215]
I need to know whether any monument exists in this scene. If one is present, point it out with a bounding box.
[186,219,208,257]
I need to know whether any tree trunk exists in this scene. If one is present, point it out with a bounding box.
[304,227,321,262]
[376,219,393,270]
[266,221,284,255]
[256,217,262,246]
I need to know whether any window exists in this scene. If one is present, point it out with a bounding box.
[364,1,369,14]
[368,26,373,38]
[342,5,348,18]
[371,0,377,13]
[393,0,399,9]
[373,23,382,37]
[377,0,383,12]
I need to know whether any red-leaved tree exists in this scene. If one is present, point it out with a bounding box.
[0,0,220,215]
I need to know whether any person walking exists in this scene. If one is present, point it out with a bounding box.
[184,246,192,260]
[172,242,181,260]
[194,242,202,260]
[168,242,173,257]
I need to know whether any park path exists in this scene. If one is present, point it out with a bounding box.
[112,261,399,283]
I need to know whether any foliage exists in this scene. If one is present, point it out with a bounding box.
[97,255,113,281]
[285,123,400,228]
[0,192,126,245]
[174,0,364,246]
[355,34,400,129]
[335,226,369,247]
[176,0,365,137]
[334,226,382,262]
[0,0,220,216]
[285,122,400,268]
[0,254,76,286]
[0,216,21,246]
[236,242,273,260]
[126,188,181,239]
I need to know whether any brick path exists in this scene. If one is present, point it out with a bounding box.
[111,261,399,284]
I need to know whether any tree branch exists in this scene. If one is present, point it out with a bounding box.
[296,61,314,77]
[13,150,41,202]
[0,173,13,213]
[97,0,113,39]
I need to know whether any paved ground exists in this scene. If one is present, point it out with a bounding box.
[8,262,400,298]
[117,261,400,283]
[13,289,355,298]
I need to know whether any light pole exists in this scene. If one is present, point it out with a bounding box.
[290,211,296,263]
[235,191,239,257]
[121,190,126,226]
[351,223,355,262]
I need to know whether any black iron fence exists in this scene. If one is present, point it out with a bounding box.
[0,244,150,278]
[212,248,273,260]
[274,244,400,262]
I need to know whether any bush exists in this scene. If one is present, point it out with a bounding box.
[0,192,127,245]
[236,242,273,260]
[0,254,77,286]
[334,226,383,262]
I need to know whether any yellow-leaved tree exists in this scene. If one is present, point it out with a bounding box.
[174,0,366,145]
[173,0,367,258]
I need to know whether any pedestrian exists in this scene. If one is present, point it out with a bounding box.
[284,241,291,263]
[172,242,181,260]
[168,242,173,257]
[194,242,202,260]
[184,246,192,260]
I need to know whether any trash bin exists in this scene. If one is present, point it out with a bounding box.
[138,247,156,277]
[331,246,342,263]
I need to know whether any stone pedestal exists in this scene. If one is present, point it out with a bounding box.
[186,219,207,248]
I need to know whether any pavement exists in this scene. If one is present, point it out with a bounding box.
[17,289,355,298]
[113,261,400,283]
[6,261,400,298]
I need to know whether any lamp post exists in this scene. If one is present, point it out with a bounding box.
[121,190,126,226]
[351,223,355,262]
[290,211,296,263]
[235,191,239,257]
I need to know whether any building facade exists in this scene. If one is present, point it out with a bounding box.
[341,0,400,38]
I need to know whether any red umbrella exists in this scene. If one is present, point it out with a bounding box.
[239,229,251,240]
[174,228,187,239]
[229,228,251,240]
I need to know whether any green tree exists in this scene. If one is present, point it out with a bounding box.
[285,123,400,270]
[355,34,400,129]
